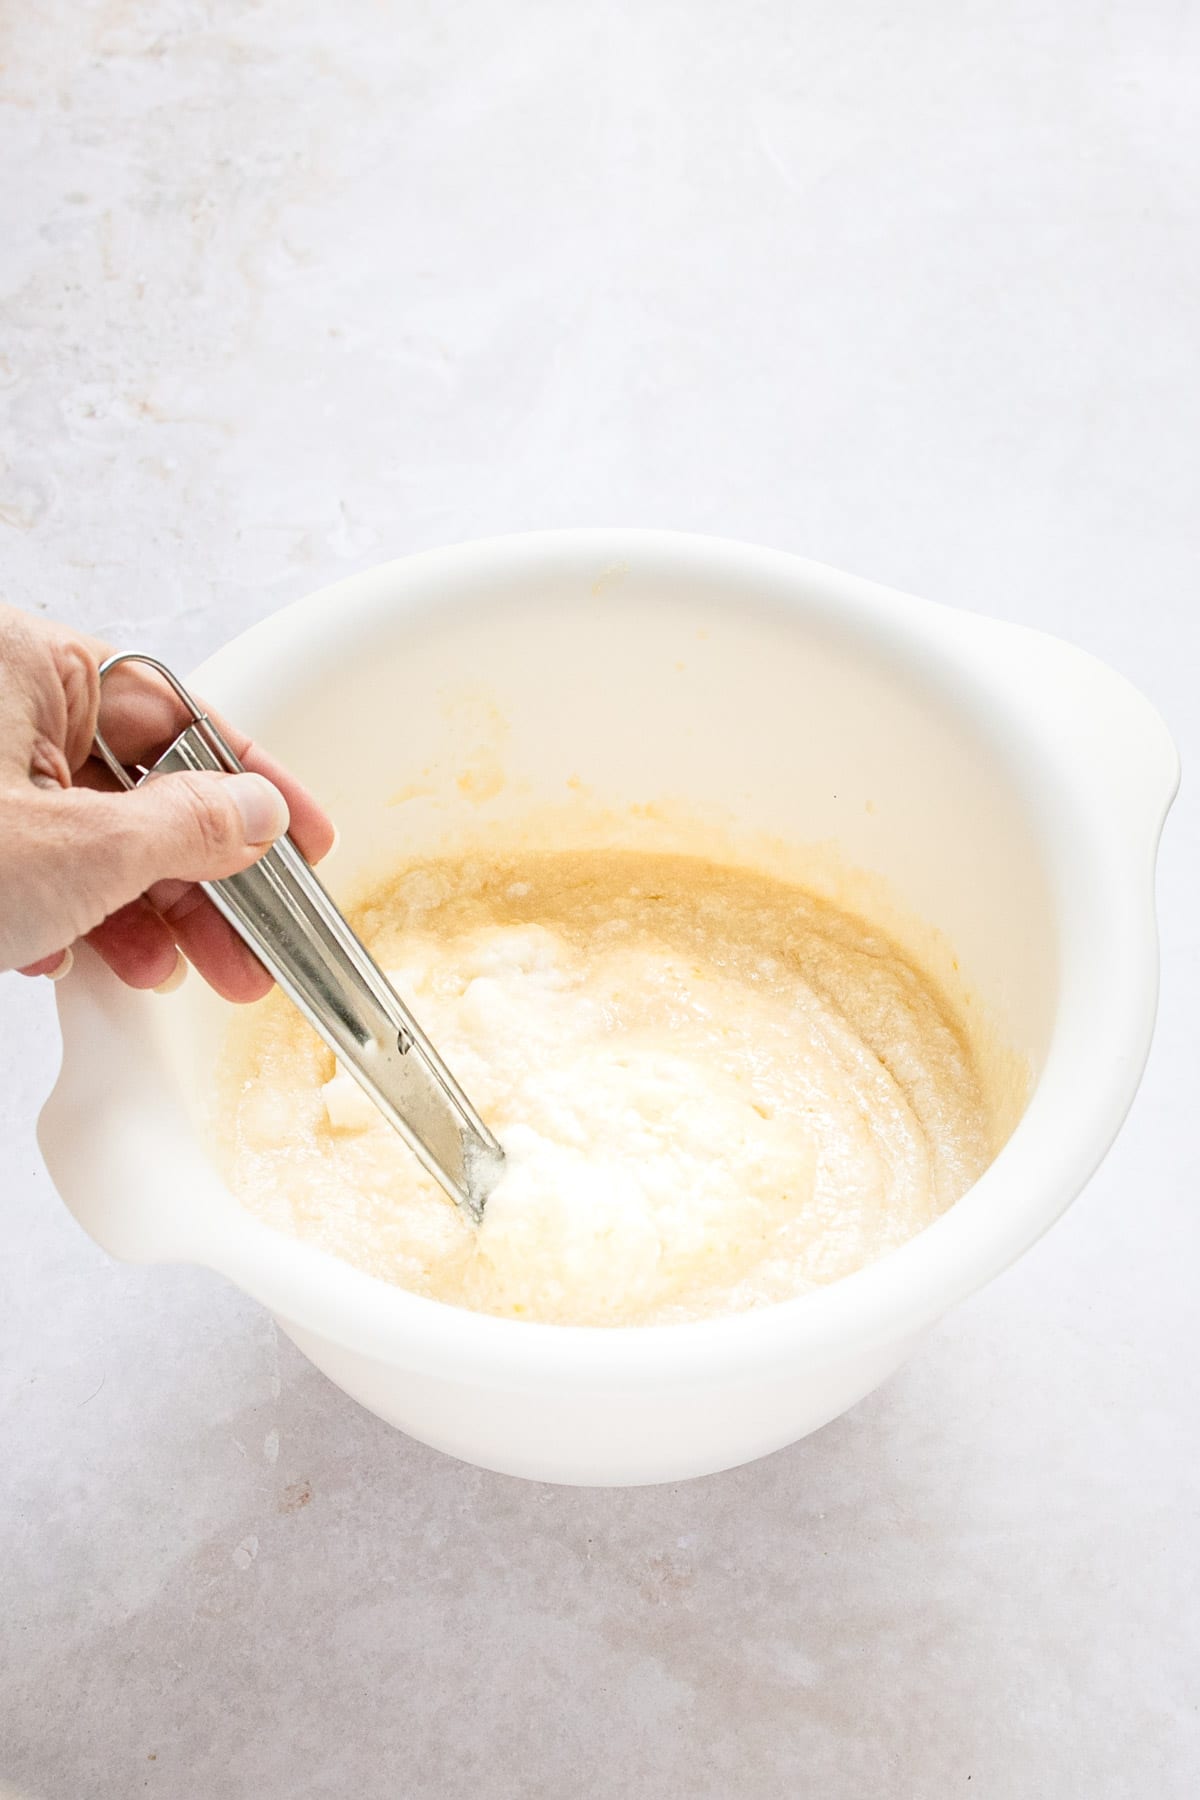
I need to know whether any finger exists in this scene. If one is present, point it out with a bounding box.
[78,737,333,873]
[135,745,336,999]
[95,671,335,865]
[1,606,112,779]
[75,737,334,1001]
[149,878,274,1003]
[18,948,74,980]
[231,740,335,865]
[20,772,290,961]
[55,639,103,775]
[85,898,181,990]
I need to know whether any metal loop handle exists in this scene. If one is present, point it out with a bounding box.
[93,653,245,792]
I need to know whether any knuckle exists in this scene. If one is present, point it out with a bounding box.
[53,640,101,762]
[177,773,238,860]
[29,734,71,790]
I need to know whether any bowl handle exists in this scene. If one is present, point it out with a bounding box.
[950,612,1180,845]
[37,948,231,1265]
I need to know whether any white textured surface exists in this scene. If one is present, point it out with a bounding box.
[2,2,1198,1794]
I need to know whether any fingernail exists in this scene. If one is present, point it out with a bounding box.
[154,950,188,995]
[327,825,341,859]
[229,774,290,846]
[45,948,73,982]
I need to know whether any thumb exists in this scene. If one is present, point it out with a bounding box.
[61,770,290,932]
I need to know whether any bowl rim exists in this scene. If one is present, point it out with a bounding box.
[39,529,1179,1388]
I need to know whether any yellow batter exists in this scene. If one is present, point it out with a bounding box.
[220,851,999,1325]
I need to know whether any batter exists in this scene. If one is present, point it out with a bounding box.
[220,851,999,1325]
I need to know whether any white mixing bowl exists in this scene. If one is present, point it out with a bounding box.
[38,532,1178,1485]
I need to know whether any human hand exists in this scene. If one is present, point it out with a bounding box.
[0,603,335,1000]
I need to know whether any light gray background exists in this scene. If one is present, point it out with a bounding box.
[2,2,1197,1795]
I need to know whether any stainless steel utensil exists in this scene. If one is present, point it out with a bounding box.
[92,653,505,1220]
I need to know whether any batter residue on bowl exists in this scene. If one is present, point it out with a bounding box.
[219,850,1001,1325]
